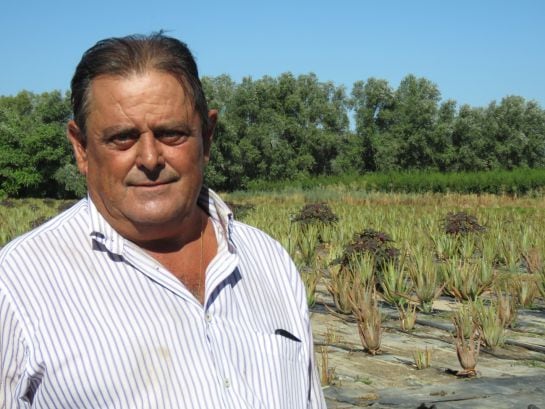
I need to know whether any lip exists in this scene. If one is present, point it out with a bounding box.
[129,181,173,188]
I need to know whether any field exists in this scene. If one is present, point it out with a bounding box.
[2,189,545,408]
[226,188,545,408]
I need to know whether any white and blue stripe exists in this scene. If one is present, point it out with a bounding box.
[0,189,325,408]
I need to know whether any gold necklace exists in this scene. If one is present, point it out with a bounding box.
[197,211,205,303]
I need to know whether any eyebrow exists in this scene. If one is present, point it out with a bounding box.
[152,122,194,134]
[101,121,195,138]
[102,125,138,139]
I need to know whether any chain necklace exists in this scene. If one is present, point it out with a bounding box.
[196,211,206,303]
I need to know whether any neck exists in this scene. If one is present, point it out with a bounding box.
[129,206,204,253]
[141,209,216,304]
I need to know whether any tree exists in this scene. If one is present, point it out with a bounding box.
[386,75,441,170]
[350,78,395,172]
[203,73,349,188]
[484,96,545,169]
[0,91,76,197]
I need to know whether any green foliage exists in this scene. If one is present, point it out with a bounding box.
[0,91,75,198]
[242,169,545,196]
[203,72,349,191]
[2,72,545,198]
[53,163,87,198]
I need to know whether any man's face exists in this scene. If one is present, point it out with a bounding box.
[68,70,216,243]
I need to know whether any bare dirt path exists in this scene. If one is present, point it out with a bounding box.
[310,286,545,408]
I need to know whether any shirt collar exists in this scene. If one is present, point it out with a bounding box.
[87,186,235,256]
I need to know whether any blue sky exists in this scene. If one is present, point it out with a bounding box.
[2,0,544,108]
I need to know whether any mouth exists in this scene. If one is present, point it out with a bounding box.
[129,180,175,188]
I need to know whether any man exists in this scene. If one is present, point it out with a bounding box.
[0,33,326,408]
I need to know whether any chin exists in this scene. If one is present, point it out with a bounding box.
[128,204,187,226]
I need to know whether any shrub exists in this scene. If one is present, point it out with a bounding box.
[292,202,338,225]
[339,229,399,272]
[444,212,486,235]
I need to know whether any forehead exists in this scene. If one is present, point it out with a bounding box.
[85,71,197,126]
[89,70,189,104]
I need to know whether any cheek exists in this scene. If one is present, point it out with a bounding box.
[168,144,204,169]
[87,151,133,184]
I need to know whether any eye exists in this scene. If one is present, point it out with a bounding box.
[156,130,189,145]
[107,131,139,149]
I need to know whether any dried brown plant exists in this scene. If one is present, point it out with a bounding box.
[494,287,518,328]
[349,278,382,355]
[521,246,543,275]
[452,306,480,377]
[319,346,336,386]
[538,270,545,300]
[326,265,353,314]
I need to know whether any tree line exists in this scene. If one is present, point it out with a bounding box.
[1,73,544,197]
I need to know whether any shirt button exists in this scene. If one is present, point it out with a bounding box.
[205,313,212,322]
[224,379,231,388]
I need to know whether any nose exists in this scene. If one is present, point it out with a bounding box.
[136,133,165,172]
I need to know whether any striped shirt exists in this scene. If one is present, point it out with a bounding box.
[0,188,326,408]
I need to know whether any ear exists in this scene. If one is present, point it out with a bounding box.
[203,109,218,164]
[67,120,88,176]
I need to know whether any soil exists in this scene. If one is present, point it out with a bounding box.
[310,285,545,409]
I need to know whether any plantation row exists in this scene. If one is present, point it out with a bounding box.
[232,189,545,375]
[246,168,545,196]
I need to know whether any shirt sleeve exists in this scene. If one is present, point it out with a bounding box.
[0,287,28,409]
[306,313,327,409]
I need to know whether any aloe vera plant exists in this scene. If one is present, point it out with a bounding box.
[472,299,506,349]
[349,277,382,355]
[452,304,480,377]
[407,248,444,313]
[441,257,496,301]
[380,259,412,308]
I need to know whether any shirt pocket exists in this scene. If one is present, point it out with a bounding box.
[256,330,303,362]
[237,330,308,408]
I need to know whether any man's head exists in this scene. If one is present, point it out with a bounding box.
[70,32,210,140]
[67,33,217,246]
